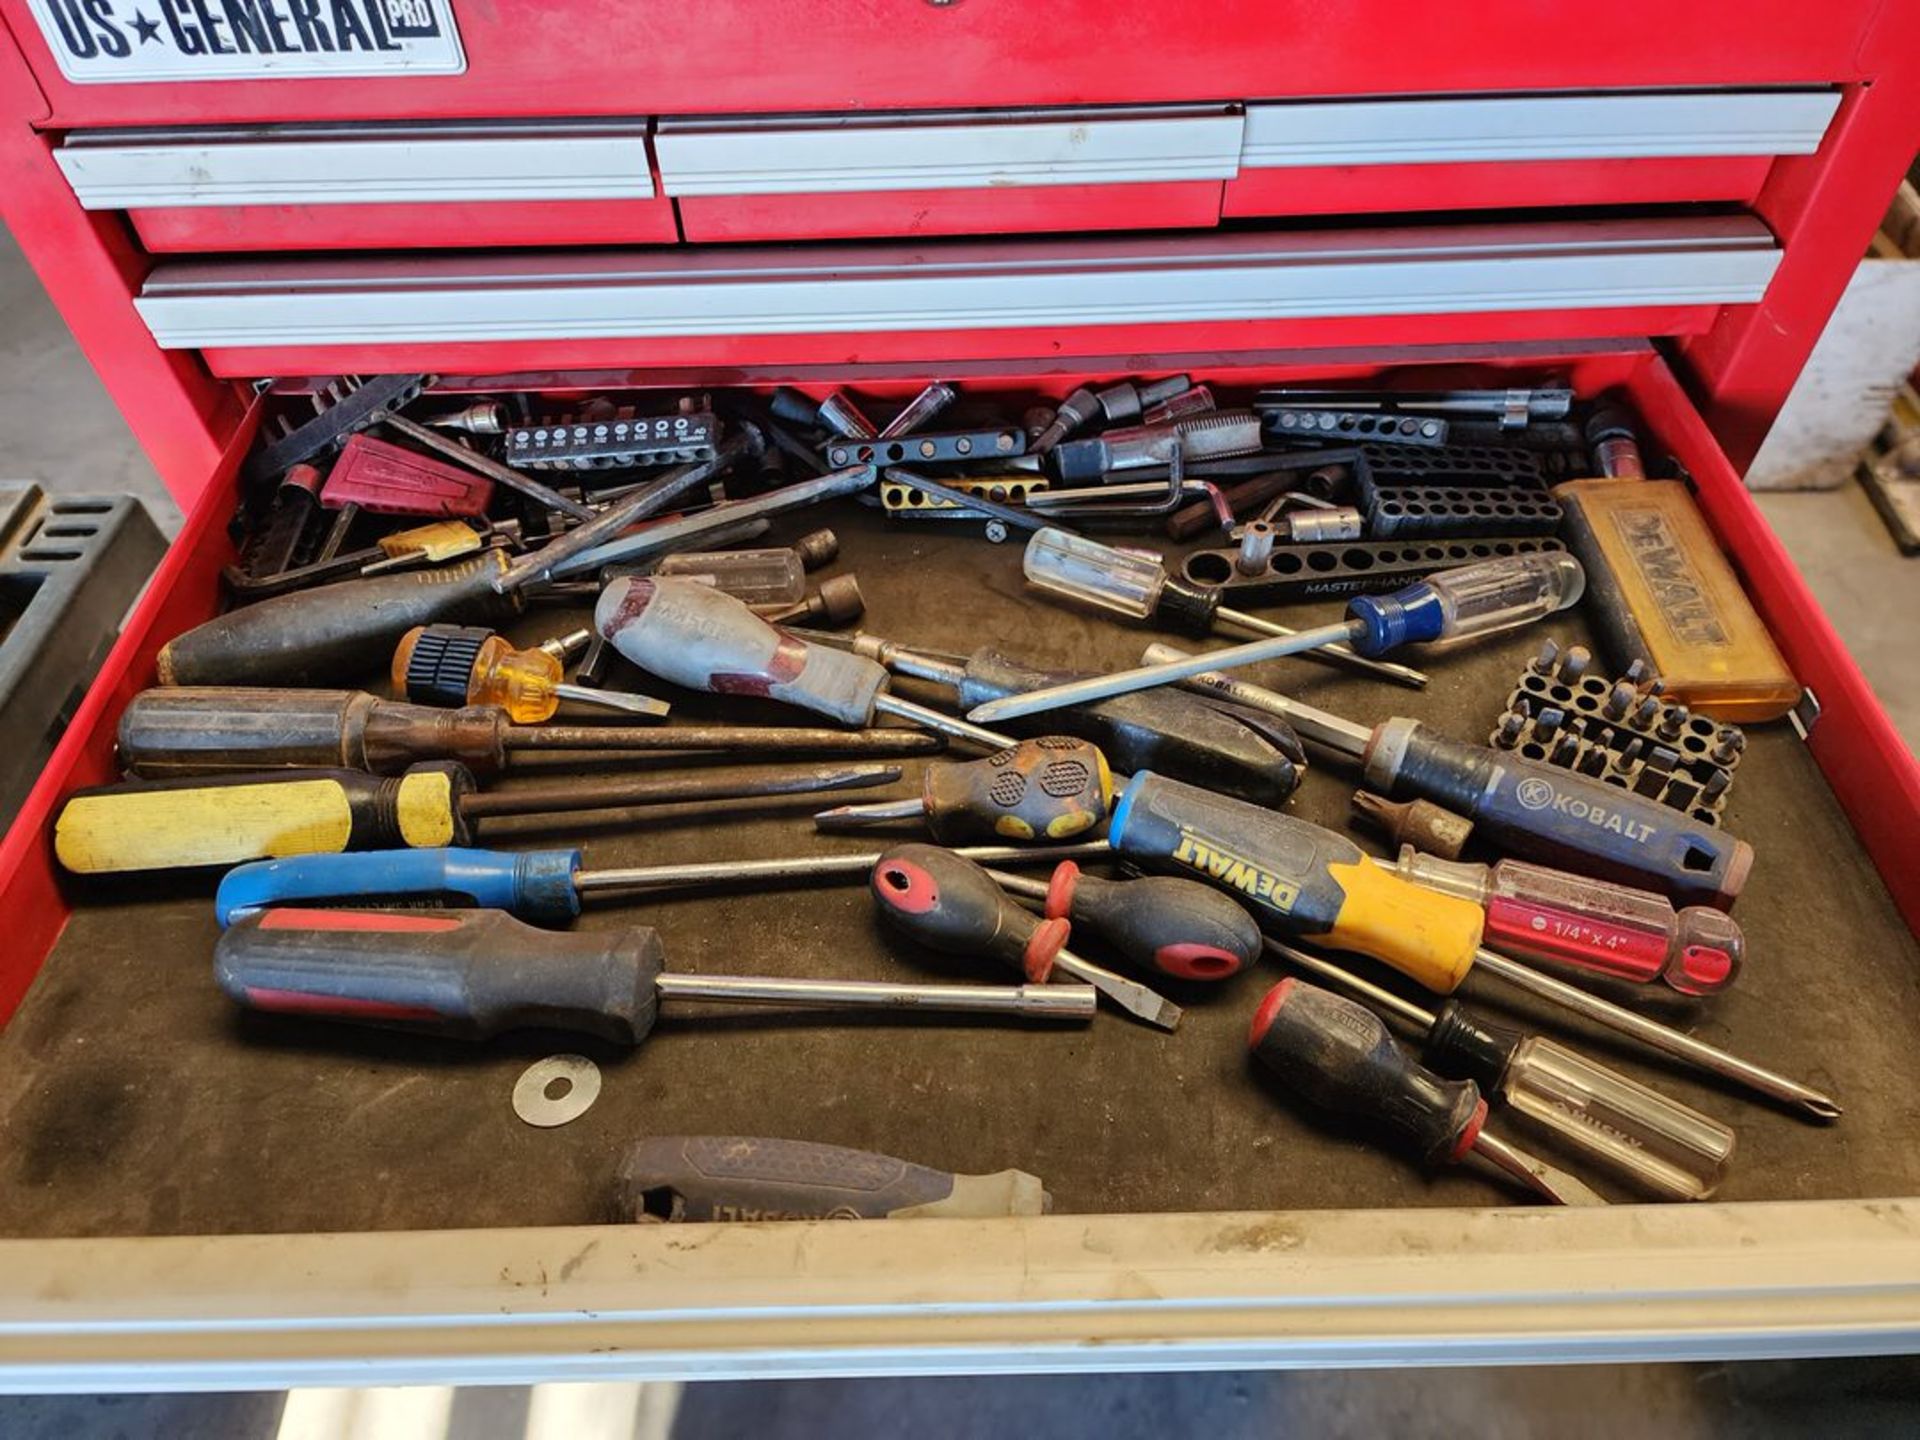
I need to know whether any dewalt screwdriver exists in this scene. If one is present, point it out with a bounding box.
[595,576,1016,750]
[817,737,1113,843]
[788,628,1304,806]
[1247,978,1605,1205]
[53,761,900,875]
[970,551,1586,724]
[1109,771,1838,1119]
[1141,646,1752,908]
[1020,528,1426,689]
[114,687,940,778]
[394,624,670,722]
[214,841,1113,926]
[1267,940,1735,1201]
[871,844,1181,1030]
[217,908,1095,1043]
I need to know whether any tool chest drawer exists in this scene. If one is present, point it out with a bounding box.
[0,344,1917,1385]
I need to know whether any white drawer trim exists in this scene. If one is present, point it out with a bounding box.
[134,219,1780,349]
[1242,90,1841,168]
[655,106,1243,196]
[55,122,656,209]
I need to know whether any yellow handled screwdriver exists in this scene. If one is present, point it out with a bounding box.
[395,624,669,722]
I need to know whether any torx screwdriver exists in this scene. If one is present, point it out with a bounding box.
[1266,939,1735,1201]
[969,552,1586,724]
[817,737,1113,843]
[395,624,670,722]
[871,843,1180,1030]
[1141,648,1751,907]
[1020,528,1426,689]
[1383,845,1744,995]
[988,860,1261,981]
[214,841,1114,925]
[1110,770,1836,1119]
[787,629,1304,806]
[217,907,1095,1044]
[115,687,942,778]
[54,761,901,875]
[595,576,1018,751]
[1247,977,1605,1206]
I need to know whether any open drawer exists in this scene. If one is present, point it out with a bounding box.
[1,340,1917,1386]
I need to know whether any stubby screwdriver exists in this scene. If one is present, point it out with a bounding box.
[872,844,1182,1031]
[989,861,1262,981]
[1109,771,1836,1119]
[1021,528,1426,689]
[970,551,1586,724]
[1143,647,1752,907]
[1247,978,1606,1206]
[596,576,1017,751]
[394,624,670,721]
[1268,940,1736,1201]
[54,762,899,875]
[1384,846,1744,995]
[217,907,1094,1043]
[817,737,1113,843]
[214,841,1114,926]
[114,686,939,779]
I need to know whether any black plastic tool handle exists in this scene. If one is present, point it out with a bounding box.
[1247,978,1485,1167]
[871,844,1067,982]
[215,907,664,1044]
[614,1136,1049,1221]
[923,737,1111,843]
[1043,862,1260,980]
[955,648,1303,806]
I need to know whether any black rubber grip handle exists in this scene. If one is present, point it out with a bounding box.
[957,648,1302,805]
[1044,862,1259,981]
[922,737,1110,844]
[214,907,664,1044]
[871,843,1067,982]
[1247,978,1485,1166]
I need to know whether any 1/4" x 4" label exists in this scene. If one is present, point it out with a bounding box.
[27,0,465,84]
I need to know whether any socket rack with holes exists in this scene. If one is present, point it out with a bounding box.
[1492,641,1746,826]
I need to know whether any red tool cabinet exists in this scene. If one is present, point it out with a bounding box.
[1,0,1919,1386]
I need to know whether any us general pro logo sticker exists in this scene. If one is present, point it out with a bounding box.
[27,0,465,83]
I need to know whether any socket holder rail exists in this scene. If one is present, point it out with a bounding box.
[1491,642,1747,826]
[827,429,1028,468]
[1349,441,1564,539]
[879,474,1050,517]
[1180,533,1570,603]
[1261,408,1451,447]
[505,413,721,470]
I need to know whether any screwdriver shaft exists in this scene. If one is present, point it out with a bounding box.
[873,692,1019,751]
[1471,947,1841,1120]
[654,973,1095,1019]
[457,763,900,819]
[1472,1130,1608,1207]
[552,683,672,719]
[1140,647,1375,755]
[507,724,941,756]
[573,841,1113,895]
[985,870,1183,1030]
[1213,604,1428,690]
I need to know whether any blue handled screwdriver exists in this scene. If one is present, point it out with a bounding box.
[969,551,1586,724]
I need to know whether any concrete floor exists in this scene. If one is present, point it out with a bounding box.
[1,221,1916,1432]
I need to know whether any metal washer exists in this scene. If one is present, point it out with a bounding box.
[512,1055,602,1128]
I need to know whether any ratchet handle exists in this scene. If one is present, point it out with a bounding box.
[215,907,663,1044]
[614,1136,1050,1221]
[215,846,585,926]
[871,844,1068,982]
[1044,862,1259,980]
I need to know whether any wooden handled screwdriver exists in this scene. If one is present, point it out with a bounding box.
[54,761,902,874]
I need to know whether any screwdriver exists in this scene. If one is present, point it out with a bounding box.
[394,624,670,722]
[595,576,1017,751]
[816,737,1113,843]
[114,687,940,778]
[1140,647,1752,907]
[1020,528,1426,689]
[214,841,1115,926]
[1108,771,1839,1118]
[1267,940,1735,1201]
[54,761,900,875]
[788,628,1304,806]
[969,551,1586,724]
[217,907,1095,1043]
[1247,977,1606,1205]
[1383,845,1744,995]
[871,844,1182,1030]
[988,861,1261,981]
